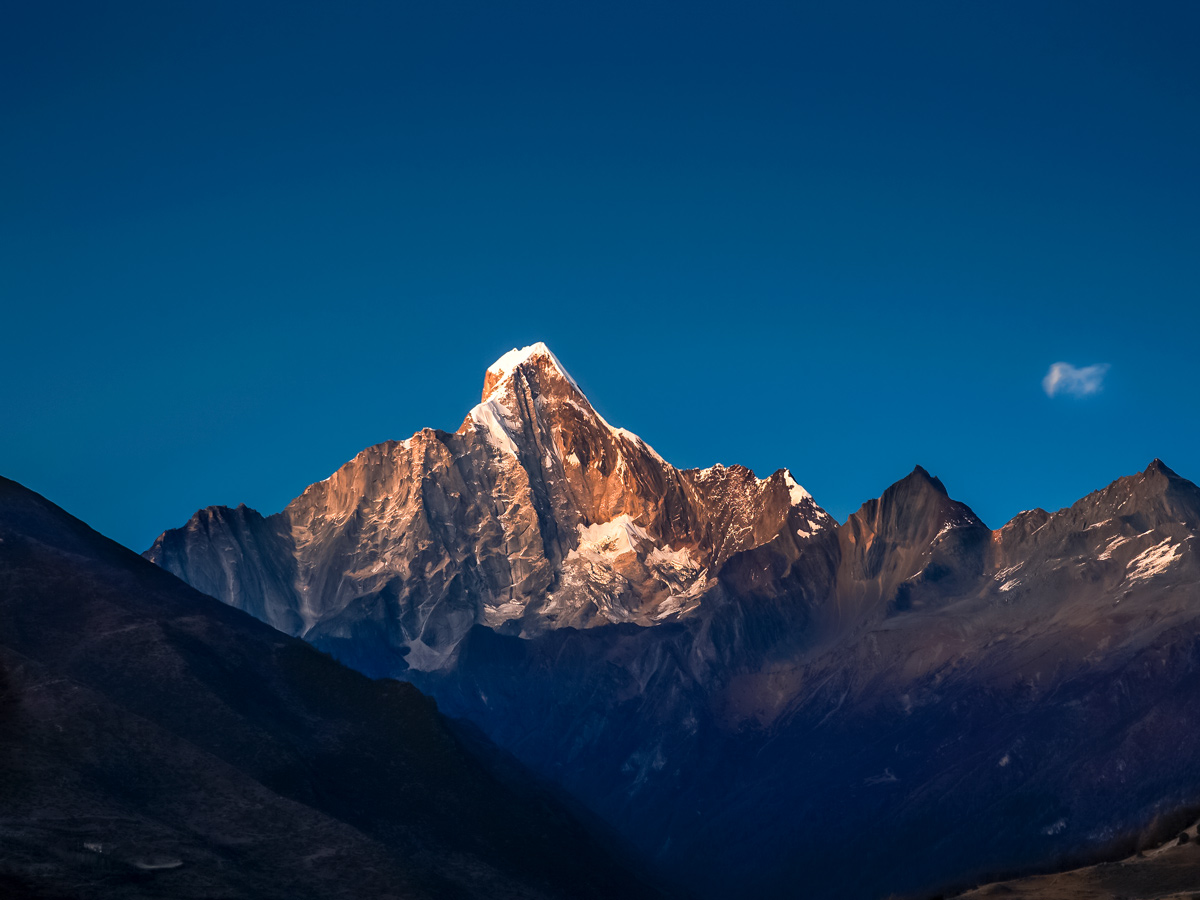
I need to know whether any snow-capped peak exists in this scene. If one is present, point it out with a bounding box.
[485,342,580,398]
[478,343,667,463]
[783,469,812,505]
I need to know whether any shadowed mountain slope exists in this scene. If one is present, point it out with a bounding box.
[0,476,665,900]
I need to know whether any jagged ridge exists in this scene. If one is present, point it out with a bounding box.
[147,343,834,671]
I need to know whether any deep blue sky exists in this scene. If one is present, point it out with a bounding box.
[3,1,1198,551]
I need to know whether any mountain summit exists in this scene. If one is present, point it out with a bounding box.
[148,343,833,672]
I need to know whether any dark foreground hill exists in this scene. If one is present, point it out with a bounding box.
[0,475,664,900]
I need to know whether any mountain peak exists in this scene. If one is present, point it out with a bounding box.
[482,342,579,401]
[848,465,981,540]
[1145,458,1179,478]
[904,465,948,496]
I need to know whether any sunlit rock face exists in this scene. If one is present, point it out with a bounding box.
[147,343,835,672]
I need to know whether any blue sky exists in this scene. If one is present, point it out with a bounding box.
[2,1,1197,551]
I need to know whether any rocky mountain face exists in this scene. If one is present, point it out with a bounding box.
[0,476,666,900]
[148,344,1200,900]
[147,343,833,672]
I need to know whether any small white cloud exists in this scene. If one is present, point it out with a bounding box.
[1043,362,1110,398]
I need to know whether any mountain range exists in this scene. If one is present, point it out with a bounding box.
[131,343,1200,897]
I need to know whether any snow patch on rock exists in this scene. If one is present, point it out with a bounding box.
[936,514,981,541]
[468,399,519,457]
[482,599,528,627]
[1126,538,1182,583]
[570,515,652,561]
[646,545,697,568]
[1098,533,1131,560]
[782,469,812,505]
[995,563,1024,581]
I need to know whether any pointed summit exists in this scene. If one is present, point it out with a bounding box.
[846,465,986,555]
[481,342,580,401]
[1145,458,1179,478]
[464,342,601,461]
[905,465,948,496]
[836,466,990,615]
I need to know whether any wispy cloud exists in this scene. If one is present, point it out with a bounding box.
[1042,362,1110,398]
